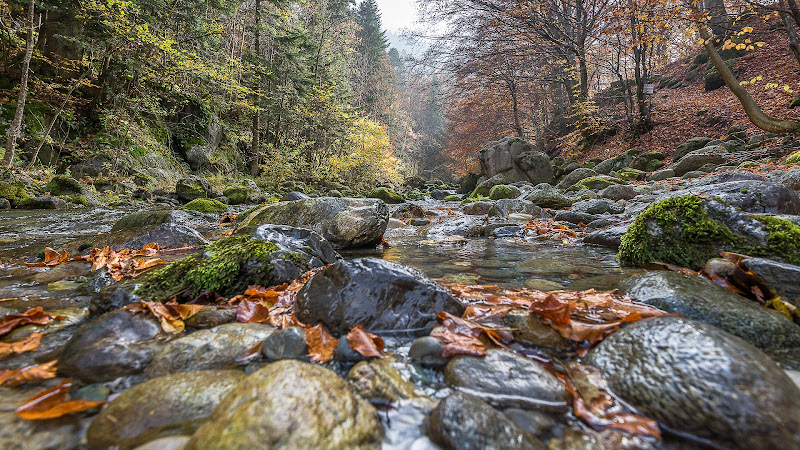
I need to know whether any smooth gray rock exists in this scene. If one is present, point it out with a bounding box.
[743,257,800,307]
[261,326,307,361]
[571,199,624,215]
[557,168,598,190]
[523,183,572,209]
[489,199,542,218]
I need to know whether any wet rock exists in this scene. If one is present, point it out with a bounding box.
[660,180,800,214]
[571,199,624,215]
[134,225,339,300]
[523,278,564,290]
[134,436,190,450]
[486,225,523,238]
[59,309,165,382]
[586,218,612,229]
[261,326,307,361]
[742,257,800,307]
[623,271,800,367]
[108,209,214,250]
[87,370,245,449]
[184,198,227,214]
[553,210,597,225]
[503,409,559,440]
[236,197,388,249]
[392,203,427,219]
[296,258,463,337]
[523,183,572,209]
[280,191,309,201]
[184,306,236,329]
[145,323,274,377]
[334,337,367,363]
[425,215,485,238]
[583,225,629,248]
[504,310,572,351]
[428,391,544,450]
[409,336,448,368]
[444,350,569,410]
[347,358,417,404]
[556,168,598,190]
[488,198,542,219]
[586,316,800,449]
[2,308,88,341]
[16,196,66,210]
[409,218,430,226]
[463,200,494,215]
[0,385,87,449]
[176,177,212,202]
[548,428,655,450]
[618,195,800,269]
[186,360,383,449]
[599,184,636,201]
[489,184,522,200]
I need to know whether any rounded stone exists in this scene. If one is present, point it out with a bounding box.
[261,326,307,361]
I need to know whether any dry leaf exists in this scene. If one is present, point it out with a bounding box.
[0,333,43,360]
[25,248,69,267]
[431,311,488,358]
[0,307,57,337]
[0,360,58,387]
[305,323,338,363]
[347,325,384,358]
[16,378,104,420]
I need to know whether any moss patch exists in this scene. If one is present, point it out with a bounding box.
[134,236,281,300]
[367,187,404,204]
[489,185,519,200]
[785,151,800,165]
[47,176,84,196]
[567,176,624,192]
[223,186,249,205]
[750,215,800,265]
[185,198,227,213]
[0,181,28,206]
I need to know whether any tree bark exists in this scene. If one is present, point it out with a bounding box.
[780,1,800,68]
[697,9,800,133]
[250,0,262,177]
[3,0,36,168]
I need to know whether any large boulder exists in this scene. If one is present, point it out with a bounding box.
[622,271,800,367]
[176,176,213,202]
[296,258,464,336]
[586,317,800,449]
[87,370,245,449]
[618,195,800,269]
[428,391,544,450]
[236,197,389,249]
[185,361,383,449]
[523,183,572,209]
[106,209,212,250]
[658,180,800,215]
[479,137,553,184]
[134,225,340,301]
[671,150,726,176]
[556,168,597,190]
[674,137,713,161]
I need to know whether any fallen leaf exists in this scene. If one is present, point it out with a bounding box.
[431,311,488,357]
[25,248,69,267]
[0,333,43,360]
[305,323,338,363]
[236,300,272,324]
[0,298,15,303]
[16,378,104,420]
[124,301,186,334]
[0,307,57,337]
[0,360,58,387]
[347,326,384,358]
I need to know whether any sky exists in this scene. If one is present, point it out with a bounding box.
[374,0,419,32]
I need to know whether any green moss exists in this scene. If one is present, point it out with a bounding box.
[750,216,800,265]
[47,176,84,196]
[645,159,664,172]
[618,196,737,269]
[443,195,462,201]
[185,198,227,213]
[367,187,404,204]
[112,210,172,232]
[67,195,89,206]
[223,186,249,205]
[489,185,518,200]
[614,168,646,181]
[567,176,624,192]
[135,236,281,300]
[785,151,800,165]
[0,181,28,205]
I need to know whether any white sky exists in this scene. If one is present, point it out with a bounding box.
[375,0,419,32]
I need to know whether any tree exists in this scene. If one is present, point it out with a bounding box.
[3,0,36,167]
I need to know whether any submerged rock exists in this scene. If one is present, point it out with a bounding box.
[87,370,245,449]
[186,360,383,449]
[296,258,463,336]
[622,271,800,367]
[427,391,544,450]
[586,316,800,449]
[236,197,389,249]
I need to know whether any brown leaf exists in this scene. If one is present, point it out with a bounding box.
[16,378,104,420]
[25,248,69,267]
[305,323,338,363]
[124,301,185,334]
[347,326,384,358]
[236,300,272,324]
[0,360,58,387]
[0,333,43,360]
[0,307,56,337]
[431,311,488,357]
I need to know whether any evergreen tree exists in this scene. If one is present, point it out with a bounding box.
[353,0,392,120]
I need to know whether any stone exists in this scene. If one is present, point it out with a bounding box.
[504,309,572,350]
[58,309,165,383]
[185,361,383,449]
[431,189,455,200]
[622,271,800,367]
[184,198,227,214]
[222,186,250,205]
[145,323,275,377]
[87,370,245,449]
[368,187,405,204]
[427,391,544,450]
[425,216,485,238]
[599,184,636,201]
[568,176,624,191]
[108,209,217,249]
[503,409,559,440]
[347,358,417,404]
[777,169,800,190]
[571,199,624,215]
[586,316,800,449]
[261,326,307,361]
[16,196,66,210]
[236,197,388,249]
[184,307,236,329]
[489,199,542,218]
[523,183,572,209]
[556,168,598,190]
[661,180,800,214]
[134,225,340,301]
[134,436,191,450]
[296,258,463,337]
[743,257,800,308]
[409,336,448,368]
[647,169,675,181]
[463,200,494,215]
[489,184,521,200]
[672,151,726,177]
[470,173,513,198]
[46,175,85,195]
[68,155,113,178]
[674,137,713,161]
[618,195,800,269]
[479,136,553,184]
[444,350,569,410]
[554,210,597,225]
[281,191,309,201]
[176,177,212,202]
[392,203,427,219]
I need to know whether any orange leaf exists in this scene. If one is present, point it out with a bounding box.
[0,333,43,360]
[347,325,384,358]
[236,300,272,324]
[16,378,104,420]
[25,247,69,267]
[305,323,338,363]
[0,360,58,387]
[0,307,56,337]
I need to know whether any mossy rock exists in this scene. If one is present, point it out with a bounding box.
[66,195,90,206]
[618,195,800,269]
[567,176,624,192]
[47,176,84,196]
[185,198,227,214]
[704,61,735,92]
[223,186,249,205]
[443,195,462,202]
[112,210,173,232]
[646,159,665,172]
[367,187,404,204]
[176,177,211,202]
[0,180,28,206]
[785,151,800,165]
[674,137,713,161]
[488,185,520,200]
[614,168,647,181]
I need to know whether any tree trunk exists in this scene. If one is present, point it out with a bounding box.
[697,10,800,133]
[3,0,36,168]
[780,1,800,68]
[704,0,730,37]
[509,81,524,138]
[250,0,262,177]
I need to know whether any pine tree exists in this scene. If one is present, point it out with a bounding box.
[354,0,392,120]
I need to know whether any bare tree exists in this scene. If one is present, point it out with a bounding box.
[3,0,37,168]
